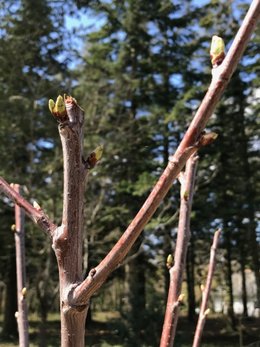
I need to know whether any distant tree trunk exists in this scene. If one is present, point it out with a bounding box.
[2,248,18,338]
[124,252,146,330]
[186,230,196,322]
[240,255,248,318]
[224,224,236,328]
[238,222,248,318]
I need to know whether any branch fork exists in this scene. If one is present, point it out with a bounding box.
[0,2,259,345]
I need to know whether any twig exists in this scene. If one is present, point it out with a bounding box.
[71,0,260,305]
[160,153,198,347]
[13,184,29,347]
[192,229,221,347]
[0,177,57,237]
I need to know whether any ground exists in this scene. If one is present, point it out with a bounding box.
[0,312,259,346]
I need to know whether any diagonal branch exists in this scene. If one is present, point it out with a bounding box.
[192,229,221,347]
[71,0,260,305]
[0,177,57,237]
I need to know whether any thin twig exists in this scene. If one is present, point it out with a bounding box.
[13,184,29,347]
[192,229,221,347]
[71,0,260,305]
[160,153,198,347]
[0,177,57,237]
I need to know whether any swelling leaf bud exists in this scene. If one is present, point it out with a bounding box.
[210,36,225,66]
[48,95,68,121]
[166,254,174,269]
[86,145,103,169]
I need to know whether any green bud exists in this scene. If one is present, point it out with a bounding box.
[48,95,67,121]
[94,145,103,161]
[183,190,189,201]
[86,145,103,169]
[210,35,225,66]
[166,254,174,269]
[48,99,55,114]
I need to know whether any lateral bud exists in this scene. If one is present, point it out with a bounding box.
[204,308,211,316]
[33,200,41,211]
[198,132,218,147]
[182,190,189,201]
[86,145,103,169]
[200,284,205,292]
[11,224,16,232]
[21,287,27,297]
[178,293,185,303]
[166,254,174,269]
[210,35,225,67]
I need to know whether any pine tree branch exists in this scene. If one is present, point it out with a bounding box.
[0,177,57,237]
[71,0,260,306]
[192,229,221,347]
[160,153,198,347]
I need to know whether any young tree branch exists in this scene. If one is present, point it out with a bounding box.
[192,229,221,347]
[160,153,199,347]
[71,0,260,306]
[0,177,57,237]
[13,184,29,347]
[49,95,90,347]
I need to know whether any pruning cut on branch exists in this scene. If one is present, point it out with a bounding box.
[0,0,259,346]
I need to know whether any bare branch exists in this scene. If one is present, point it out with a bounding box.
[51,95,89,347]
[13,184,29,347]
[192,229,221,347]
[71,0,260,305]
[160,153,198,347]
[0,177,57,237]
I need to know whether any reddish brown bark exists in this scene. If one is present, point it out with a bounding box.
[71,0,260,306]
[13,184,29,347]
[160,154,198,347]
[51,97,89,347]
[0,178,56,237]
[192,229,221,347]
[0,2,259,346]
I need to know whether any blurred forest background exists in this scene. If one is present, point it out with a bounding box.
[0,0,259,346]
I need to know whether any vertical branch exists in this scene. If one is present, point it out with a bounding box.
[50,95,90,347]
[160,153,198,347]
[13,184,29,347]
[192,229,221,347]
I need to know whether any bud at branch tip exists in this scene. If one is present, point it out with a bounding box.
[210,35,225,67]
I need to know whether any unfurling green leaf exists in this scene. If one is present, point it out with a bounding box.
[48,95,68,121]
[210,35,225,66]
